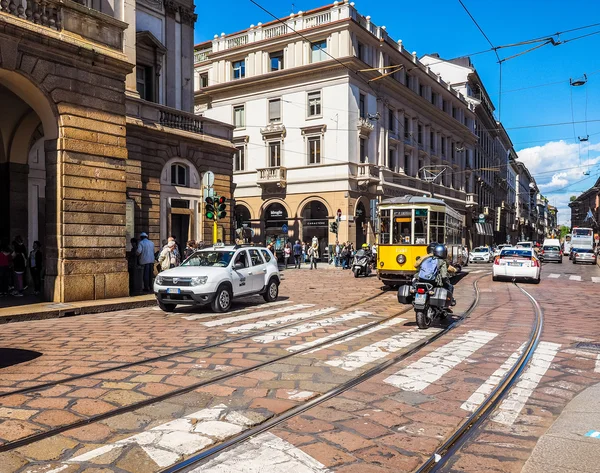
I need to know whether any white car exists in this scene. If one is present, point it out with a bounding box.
[492,247,540,284]
[515,241,533,249]
[469,247,492,263]
[154,245,281,313]
[493,244,511,257]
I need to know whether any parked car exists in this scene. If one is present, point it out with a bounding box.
[540,244,562,263]
[154,245,281,313]
[572,248,597,265]
[469,247,492,263]
[492,247,541,283]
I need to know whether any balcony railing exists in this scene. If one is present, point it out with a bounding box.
[356,163,380,180]
[1,0,61,29]
[159,110,204,134]
[257,166,287,188]
[194,49,211,63]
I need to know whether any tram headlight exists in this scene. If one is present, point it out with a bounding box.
[396,254,406,265]
[380,261,384,267]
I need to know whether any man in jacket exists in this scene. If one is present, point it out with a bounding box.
[293,240,303,268]
[136,232,155,292]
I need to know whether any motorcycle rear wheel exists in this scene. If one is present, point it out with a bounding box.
[353,268,360,278]
[416,308,433,329]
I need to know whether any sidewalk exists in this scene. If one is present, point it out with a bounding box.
[0,294,156,324]
[522,382,600,473]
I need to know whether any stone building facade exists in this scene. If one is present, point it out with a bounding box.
[1,0,234,303]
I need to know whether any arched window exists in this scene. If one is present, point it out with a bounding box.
[171,163,188,186]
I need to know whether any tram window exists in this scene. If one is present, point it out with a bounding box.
[380,210,391,244]
[414,213,427,244]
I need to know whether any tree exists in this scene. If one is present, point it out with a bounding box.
[569,196,577,202]
[559,225,570,240]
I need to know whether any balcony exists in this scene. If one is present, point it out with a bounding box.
[257,166,287,188]
[466,193,477,207]
[357,117,374,136]
[0,0,126,51]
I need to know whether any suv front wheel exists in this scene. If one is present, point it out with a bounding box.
[263,278,279,302]
[212,284,233,312]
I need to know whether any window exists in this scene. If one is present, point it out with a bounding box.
[269,98,281,123]
[171,164,188,186]
[359,138,366,163]
[359,93,366,119]
[248,249,263,266]
[452,106,457,119]
[388,148,396,170]
[441,136,447,156]
[199,73,208,88]
[417,124,423,145]
[270,51,284,71]
[136,65,153,101]
[232,59,245,79]
[307,91,322,117]
[307,136,321,165]
[311,39,327,63]
[431,92,437,106]
[357,42,365,62]
[388,109,395,132]
[419,84,424,97]
[233,105,245,128]
[234,145,245,171]
[404,116,410,139]
[404,72,410,88]
[269,141,281,167]
[430,131,435,152]
[260,249,272,262]
[443,99,449,113]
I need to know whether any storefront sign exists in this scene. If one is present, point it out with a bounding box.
[304,219,328,227]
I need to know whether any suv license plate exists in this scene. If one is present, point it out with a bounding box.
[167,288,181,294]
[415,294,426,303]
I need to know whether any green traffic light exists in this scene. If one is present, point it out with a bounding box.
[206,211,215,220]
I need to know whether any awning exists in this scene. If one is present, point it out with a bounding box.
[485,223,494,236]
[475,223,493,236]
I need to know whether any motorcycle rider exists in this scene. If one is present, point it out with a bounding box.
[414,243,457,307]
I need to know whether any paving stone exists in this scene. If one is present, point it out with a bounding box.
[300,441,356,467]
[318,430,377,452]
[68,388,108,399]
[130,375,165,383]
[249,397,297,414]
[100,412,153,431]
[0,452,28,473]
[71,399,117,416]
[100,382,140,390]
[33,409,83,427]
[101,390,149,406]
[0,419,41,441]
[17,435,78,460]
[0,407,37,420]
[116,444,159,473]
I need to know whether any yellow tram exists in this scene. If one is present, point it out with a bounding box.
[377,195,464,287]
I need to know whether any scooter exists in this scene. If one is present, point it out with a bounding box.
[352,250,371,278]
[397,281,453,329]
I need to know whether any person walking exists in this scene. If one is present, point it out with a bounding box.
[334,240,341,267]
[29,241,43,295]
[158,240,178,272]
[184,240,196,260]
[0,241,12,297]
[284,242,291,268]
[136,232,155,292]
[308,241,319,270]
[11,237,27,297]
[293,240,302,268]
[302,242,307,263]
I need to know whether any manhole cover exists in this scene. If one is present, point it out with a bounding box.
[575,342,600,352]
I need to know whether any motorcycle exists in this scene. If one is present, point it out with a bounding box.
[397,281,453,329]
[352,249,371,278]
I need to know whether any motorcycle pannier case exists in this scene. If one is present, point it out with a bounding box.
[430,287,451,308]
[397,285,412,304]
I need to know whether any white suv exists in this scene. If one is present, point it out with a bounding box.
[154,245,281,313]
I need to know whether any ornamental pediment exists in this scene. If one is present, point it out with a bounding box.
[260,124,286,140]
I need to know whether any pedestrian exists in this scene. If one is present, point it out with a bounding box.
[29,241,43,295]
[136,232,156,292]
[302,242,307,263]
[333,240,341,267]
[345,242,353,269]
[284,242,291,268]
[184,240,196,260]
[0,241,12,297]
[11,236,27,297]
[341,243,349,269]
[293,240,302,268]
[158,240,178,272]
[308,241,319,270]
[169,235,182,264]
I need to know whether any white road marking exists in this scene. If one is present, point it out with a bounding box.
[569,275,582,281]
[203,304,314,327]
[290,317,406,354]
[592,277,600,283]
[461,343,526,412]
[547,273,560,279]
[595,354,600,373]
[189,432,331,473]
[224,307,338,334]
[470,270,485,274]
[492,341,561,426]
[252,311,370,344]
[325,328,438,372]
[383,330,498,392]
[44,405,253,472]
[183,301,293,320]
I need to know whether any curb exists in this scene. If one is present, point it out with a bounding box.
[0,295,156,324]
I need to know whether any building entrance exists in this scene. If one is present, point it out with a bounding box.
[264,202,289,254]
[301,200,329,260]
[355,202,367,248]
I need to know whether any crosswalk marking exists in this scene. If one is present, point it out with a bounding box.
[290,318,406,354]
[224,307,338,334]
[547,273,560,279]
[593,277,600,283]
[325,328,438,372]
[383,330,498,392]
[203,304,314,327]
[492,341,561,426]
[544,274,600,282]
[183,301,293,321]
[191,432,331,473]
[595,354,600,373]
[569,275,582,281]
[252,311,370,344]
[461,343,526,412]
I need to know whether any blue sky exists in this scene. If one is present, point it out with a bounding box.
[194,1,600,225]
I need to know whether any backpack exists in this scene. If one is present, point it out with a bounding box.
[418,257,439,282]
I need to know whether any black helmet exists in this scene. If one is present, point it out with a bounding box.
[434,244,448,259]
[427,242,437,254]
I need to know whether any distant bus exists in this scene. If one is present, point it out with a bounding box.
[563,234,572,255]
[571,227,594,250]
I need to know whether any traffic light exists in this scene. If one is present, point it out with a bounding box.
[330,221,338,234]
[217,196,227,219]
[205,196,215,220]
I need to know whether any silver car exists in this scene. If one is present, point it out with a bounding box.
[572,248,597,265]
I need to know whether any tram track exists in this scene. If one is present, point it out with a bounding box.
[0,289,389,399]
[0,288,413,453]
[144,273,488,473]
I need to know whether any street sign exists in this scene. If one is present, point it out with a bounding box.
[281,224,288,233]
[202,171,215,188]
[337,208,342,219]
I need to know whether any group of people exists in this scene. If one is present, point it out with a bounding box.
[331,241,377,270]
[0,236,43,298]
[279,239,321,270]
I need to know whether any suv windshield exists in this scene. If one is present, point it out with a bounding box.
[181,251,235,267]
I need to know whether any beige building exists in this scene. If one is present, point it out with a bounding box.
[194,0,477,257]
[1,0,234,302]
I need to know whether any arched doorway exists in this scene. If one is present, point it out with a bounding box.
[234,204,253,243]
[355,201,367,248]
[263,202,289,253]
[301,200,329,259]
